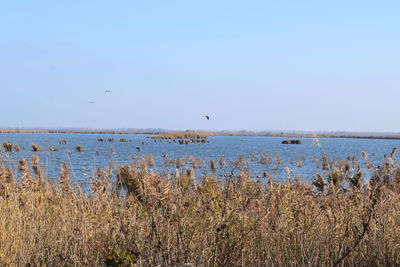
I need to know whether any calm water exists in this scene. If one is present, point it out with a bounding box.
[0,133,399,185]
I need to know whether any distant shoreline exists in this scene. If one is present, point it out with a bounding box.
[1,129,400,140]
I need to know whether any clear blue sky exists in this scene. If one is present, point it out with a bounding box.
[1,1,399,132]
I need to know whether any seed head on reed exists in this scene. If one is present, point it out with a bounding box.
[17,159,29,172]
[147,154,155,167]
[176,157,185,168]
[30,154,44,180]
[219,156,226,168]
[75,146,84,152]
[312,173,326,192]
[370,171,381,186]
[284,166,292,176]
[0,167,14,184]
[343,161,351,173]
[186,168,195,180]
[268,175,273,190]
[59,162,71,194]
[350,167,363,189]
[391,147,398,158]
[361,151,368,160]
[178,171,194,190]
[327,168,343,187]
[394,164,400,190]
[365,161,375,169]
[321,153,330,170]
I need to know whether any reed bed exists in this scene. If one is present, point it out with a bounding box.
[0,153,399,266]
[151,132,210,140]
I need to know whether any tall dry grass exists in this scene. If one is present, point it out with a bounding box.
[0,153,399,266]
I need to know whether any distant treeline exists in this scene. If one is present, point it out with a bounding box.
[213,132,400,140]
[0,129,159,135]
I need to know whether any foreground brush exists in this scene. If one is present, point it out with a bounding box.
[0,153,399,266]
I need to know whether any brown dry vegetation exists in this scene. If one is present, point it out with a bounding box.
[75,146,85,152]
[151,132,210,140]
[0,154,399,266]
[31,144,43,152]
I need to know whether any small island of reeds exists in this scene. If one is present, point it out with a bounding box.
[151,131,210,144]
[151,131,210,139]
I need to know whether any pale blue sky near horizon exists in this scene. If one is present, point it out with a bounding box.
[1,1,399,132]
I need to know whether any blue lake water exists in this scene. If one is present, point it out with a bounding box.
[0,133,399,185]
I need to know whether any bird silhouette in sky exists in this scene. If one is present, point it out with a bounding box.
[89,101,95,104]
[205,116,210,120]
[105,90,112,93]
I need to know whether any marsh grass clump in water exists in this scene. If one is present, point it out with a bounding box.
[259,154,272,165]
[3,142,19,152]
[31,144,42,152]
[2,142,13,152]
[152,131,210,140]
[75,146,84,152]
[282,139,302,144]
[0,153,399,266]
[49,145,59,151]
[210,159,217,172]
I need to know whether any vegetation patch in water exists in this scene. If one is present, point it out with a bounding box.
[282,139,302,144]
[151,131,210,140]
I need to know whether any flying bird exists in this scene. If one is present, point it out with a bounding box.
[105,90,112,93]
[89,101,95,104]
[205,116,210,120]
